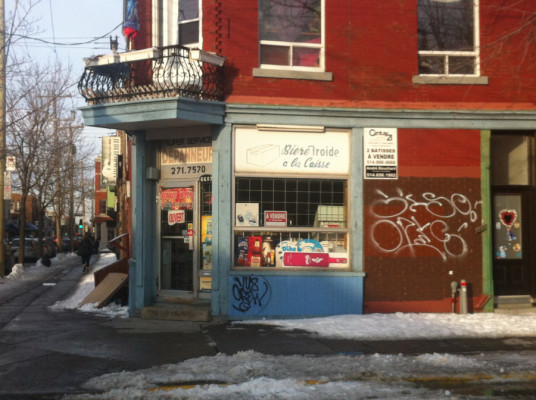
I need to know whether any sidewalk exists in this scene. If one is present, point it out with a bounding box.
[204,321,536,357]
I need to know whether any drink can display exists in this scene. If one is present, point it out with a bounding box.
[262,236,275,266]
[236,236,249,266]
[248,236,263,267]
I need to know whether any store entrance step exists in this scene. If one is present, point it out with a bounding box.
[140,303,211,322]
[494,295,536,314]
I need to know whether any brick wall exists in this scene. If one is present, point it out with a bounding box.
[363,129,483,311]
[213,0,536,108]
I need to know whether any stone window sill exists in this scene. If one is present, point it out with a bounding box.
[413,75,489,85]
[253,68,333,81]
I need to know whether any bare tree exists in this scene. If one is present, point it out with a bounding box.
[6,61,76,262]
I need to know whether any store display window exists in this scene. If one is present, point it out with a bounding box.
[232,125,351,270]
[233,177,349,269]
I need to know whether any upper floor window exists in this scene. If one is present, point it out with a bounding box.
[178,0,200,45]
[259,0,323,70]
[99,200,107,215]
[417,0,479,76]
[153,0,201,47]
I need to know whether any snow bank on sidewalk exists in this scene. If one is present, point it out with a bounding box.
[240,312,536,340]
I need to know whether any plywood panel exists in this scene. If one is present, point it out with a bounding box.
[80,273,128,308]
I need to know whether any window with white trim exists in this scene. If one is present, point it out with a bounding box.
[259,0,323,70]
[153,0,201,47]
[417,0,479,76]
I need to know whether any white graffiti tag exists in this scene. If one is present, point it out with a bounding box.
[370,189,481,261]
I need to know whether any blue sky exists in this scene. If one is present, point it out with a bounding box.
[11,0,124,75]
[7,0,125,148]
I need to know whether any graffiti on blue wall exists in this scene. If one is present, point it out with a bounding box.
[231,276,271,313]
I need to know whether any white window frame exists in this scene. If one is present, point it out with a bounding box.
[417,0,481,78]
[152,0,202,48]
[258,0,325,72]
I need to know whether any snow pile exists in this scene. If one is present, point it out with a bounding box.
[5,263,25,279]
[2,253,76,281]
[242,312,536,340]
[64,350,536,400]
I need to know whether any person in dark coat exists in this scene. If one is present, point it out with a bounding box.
[79,236,93,273]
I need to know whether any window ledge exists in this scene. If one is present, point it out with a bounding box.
[230,269,365,277]
[253,68,333,81]
[413,75,489,85]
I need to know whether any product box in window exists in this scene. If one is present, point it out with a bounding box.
[262,235,276,267]
[236,236,249,266]
[248,236,263,267]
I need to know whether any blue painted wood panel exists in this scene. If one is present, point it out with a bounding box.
[229,274,363,318]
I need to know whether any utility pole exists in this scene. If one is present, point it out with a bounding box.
[0,0,6,276]
[68,125,74,252]
[53,98,62,253]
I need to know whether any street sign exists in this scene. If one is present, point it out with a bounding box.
[4,185,11,200]
[6,156,15,171]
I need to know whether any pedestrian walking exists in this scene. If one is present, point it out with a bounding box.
[94,238,100,254]
[79,236,93,273]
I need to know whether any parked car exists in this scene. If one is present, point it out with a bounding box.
[10,237,54,261]
[11,237,39,261]
[61,236,81,253]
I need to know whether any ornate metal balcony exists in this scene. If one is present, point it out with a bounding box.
[78,45,225,105]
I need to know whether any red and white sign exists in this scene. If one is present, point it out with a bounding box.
[168,210,185,225]
[264,211,287,227]
[160,188,193,210]
[283,252,348,268]
[3,185,10,200]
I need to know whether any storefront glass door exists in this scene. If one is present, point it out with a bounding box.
[159,184,197,294]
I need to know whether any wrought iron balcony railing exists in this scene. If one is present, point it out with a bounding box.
[78,45,225,105]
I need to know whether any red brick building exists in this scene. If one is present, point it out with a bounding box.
[79,0,536,318]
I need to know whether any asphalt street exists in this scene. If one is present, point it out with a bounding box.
[0,256,218,399]
[2,254,536,399]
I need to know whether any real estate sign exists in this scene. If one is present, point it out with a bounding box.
[363,128,398,179]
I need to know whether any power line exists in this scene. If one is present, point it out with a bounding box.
[48,0,56,58]
[9,22,123,47]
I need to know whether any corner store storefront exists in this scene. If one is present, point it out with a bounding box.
[92,102,536,319]
[150,122,364,318]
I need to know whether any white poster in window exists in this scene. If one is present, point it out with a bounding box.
[236,203,259,226]
[363,128,398,179]
[234,127,350,175]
